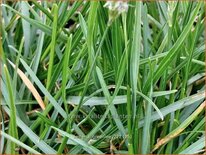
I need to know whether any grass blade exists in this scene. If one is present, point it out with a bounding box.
[0,131,41,154]
[3,65,18,154]
[52,126,103,154]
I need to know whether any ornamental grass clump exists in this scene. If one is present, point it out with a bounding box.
[0,1,205,154]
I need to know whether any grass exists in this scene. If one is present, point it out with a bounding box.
[0,1,205,154]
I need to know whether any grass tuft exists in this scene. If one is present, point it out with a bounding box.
[1,1,205,154]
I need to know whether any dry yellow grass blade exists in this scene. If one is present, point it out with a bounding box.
[7,60,46,110]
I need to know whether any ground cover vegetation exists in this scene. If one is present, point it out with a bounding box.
[0,1,205,154]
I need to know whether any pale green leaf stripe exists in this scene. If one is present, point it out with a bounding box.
[3,106,57,153]
[130,1,141,118]
[32,15,46,75]
[51,126,103,154]
[17,59,67,118]
[21,2,31,57]
[142,58,154,154]
[0,131,41,154]
[61,34,72,116]
[79,12,88,38]
[68,95,126,106]
[67,90,177,106]
[1,100,37,105]
[140,52,168,65]
[152,90,177,97]
[180,57,205,66]
[138,91,205,128]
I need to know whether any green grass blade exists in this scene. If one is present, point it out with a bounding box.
[130,1,141,119]
[0,131,41,154]
[3,65,18,154]
[3,106,57,153]
[52,126,103,154]
[19,58,67,118]
[152,102,205,152]
[21,2,31,57]
[144,2,202,91]
[46,4,58,92]
[96,66,126,137]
